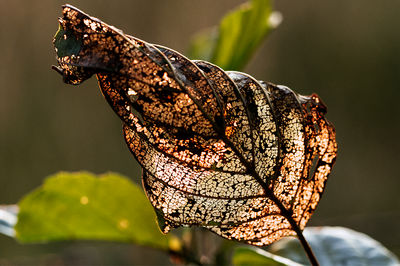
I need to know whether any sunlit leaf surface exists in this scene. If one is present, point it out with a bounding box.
[15,172,170,249]
[53,5,337,246]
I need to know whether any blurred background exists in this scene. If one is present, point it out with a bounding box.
[0,0,399,264]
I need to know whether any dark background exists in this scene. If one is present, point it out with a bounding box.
[0,0,399,264]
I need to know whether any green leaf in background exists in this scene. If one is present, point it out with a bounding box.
[268,226,400,266]
[232,246,301,266]
[187,27,218,64]
[15,172,171,250]
[187,0,282,71]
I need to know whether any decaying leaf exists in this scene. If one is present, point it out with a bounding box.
[53,5,337,246]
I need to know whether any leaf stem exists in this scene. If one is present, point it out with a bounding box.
[291,225,319,266]
[266,189,319,266]
[270,194,319,265]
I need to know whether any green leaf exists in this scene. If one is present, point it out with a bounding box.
[15,172,171,250]
[187,0,282,71]
[54,24,82,58]
[269,226,400,266]
[187,27,218,63]
[232,246,301,266]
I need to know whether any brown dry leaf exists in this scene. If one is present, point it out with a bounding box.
[53,5,337,246]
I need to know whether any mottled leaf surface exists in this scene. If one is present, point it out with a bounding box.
[15,172,170,249]
[53,5,337,246]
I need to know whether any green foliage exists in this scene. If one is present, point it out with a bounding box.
[54,24,82,58]
[232,246,300,266]
[188,0,281,71]
[268,227,400,266]
[15,172,171,250]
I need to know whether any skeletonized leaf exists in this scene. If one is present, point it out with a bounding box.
[53,5,337,246]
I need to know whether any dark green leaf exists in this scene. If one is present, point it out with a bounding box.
[54,24,82,58]
[187,0,282,71]
[15,172,171,250]
[269,226,400,266]
[232,246,301,266]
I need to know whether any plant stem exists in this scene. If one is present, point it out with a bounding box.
[265,189,319,265]
[289,221,319,266]
[269,191,319,265]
